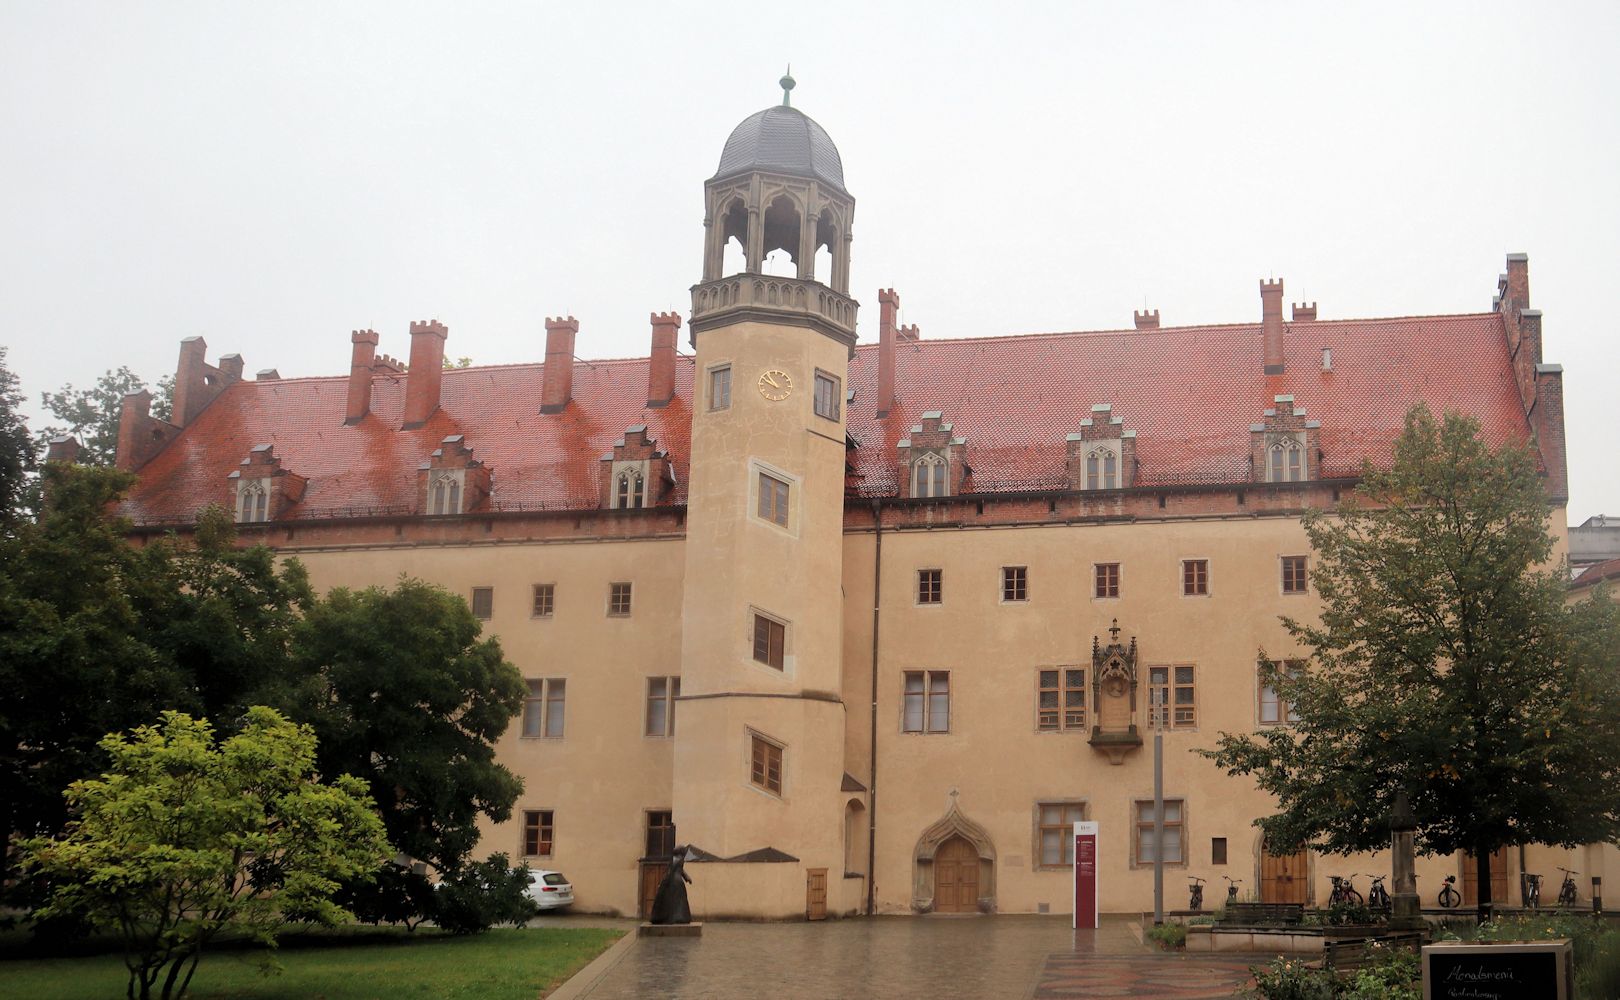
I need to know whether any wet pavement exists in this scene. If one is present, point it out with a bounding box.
[556,914,1263,999]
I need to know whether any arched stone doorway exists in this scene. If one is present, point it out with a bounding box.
[912,793,996,913]
[1256,833,1313,905]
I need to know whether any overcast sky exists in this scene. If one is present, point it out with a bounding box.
[3,1,1616,520]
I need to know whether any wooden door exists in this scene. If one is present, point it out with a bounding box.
[934,836,980,913]
[638,862,669,919]
[1261,847,1310,904]
[806,867,828,920]
[1462,849,1509,906]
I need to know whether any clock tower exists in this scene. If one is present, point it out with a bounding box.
[672,74,859,913]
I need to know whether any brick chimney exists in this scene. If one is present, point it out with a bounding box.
[1261,279,1285,374]
[1502,252,1530,312]
[402,319,447,428]
[171,336,242,427]
[1291,302,1317,322]
[346,329,379,424]
[877,288,899,418]
[647,312,681,408]
[45,436,80,464]
[115,389,180,471]
[1134,309,1160,330]
[218,353,245,381]
[541,316,579,414]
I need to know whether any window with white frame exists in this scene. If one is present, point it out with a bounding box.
[902,670,950,733]
[430,472,463,515]
[1267,437,1305,483]
[616,469,645,509]
[521,678,566,738]
[1085,446,1118,490]
[236,479,270,523]
[1134,799,1186,866]
[1259,659,1304,725]
[912,452,948,498]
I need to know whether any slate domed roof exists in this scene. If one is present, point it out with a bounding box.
[712,104,846,193]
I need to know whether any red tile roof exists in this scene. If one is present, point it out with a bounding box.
[118,311,1531,524]
[1570,557,1620,591]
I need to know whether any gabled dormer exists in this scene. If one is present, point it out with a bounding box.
[418,435,492,516]
[226,444,307,523]
[1249,395,1321,483]
[599,425,673,510]
[897,412,969,499]
[1066,404,1137,490]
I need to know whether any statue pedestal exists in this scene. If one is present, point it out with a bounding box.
[639,922,703,937]
[1389,893,1425,932]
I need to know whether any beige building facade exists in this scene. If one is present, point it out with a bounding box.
[105,86,1603,919]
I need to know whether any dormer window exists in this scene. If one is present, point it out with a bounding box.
[1267,438,1304,483]
[1086,447,1118,490]
[431,472,463,515]
[912,453,948,498]
[617,470,645,509]
[236,480,269,523]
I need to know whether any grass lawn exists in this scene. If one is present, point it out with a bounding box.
[0,925,624,1000]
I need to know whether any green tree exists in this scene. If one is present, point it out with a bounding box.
[0,464,187,870]
[35,366,173,466]
[1200,406,1620,919]
[21,708,389,1000]
[284,578,526,874]
[0,469,310,881]
[0,347,35,526]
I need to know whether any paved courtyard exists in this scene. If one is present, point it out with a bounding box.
[557,915,1261,999]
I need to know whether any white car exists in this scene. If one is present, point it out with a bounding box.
[526,869,574,911]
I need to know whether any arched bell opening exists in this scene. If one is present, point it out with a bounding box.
[813,209,837,287]
[761,195,801,277]
[717,197,749,277]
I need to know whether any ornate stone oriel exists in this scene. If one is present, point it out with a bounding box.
[1089,619,1143,764]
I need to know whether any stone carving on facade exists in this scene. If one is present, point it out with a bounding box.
[1089,619,1142,764]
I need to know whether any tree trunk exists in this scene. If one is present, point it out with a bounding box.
[1475,842,1493,924]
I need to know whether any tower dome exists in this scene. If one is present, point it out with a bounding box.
[712,105,846,193]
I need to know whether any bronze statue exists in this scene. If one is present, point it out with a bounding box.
[649,846,693,924]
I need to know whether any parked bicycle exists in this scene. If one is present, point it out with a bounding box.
[1224,876,1242,903]
[1438,874,1461,908]
[1522,872,1543,910]
[1188,876,1206,911]
[1365,874,1391,911]
[1556,867,1580,909]
[1327,874,1363,907]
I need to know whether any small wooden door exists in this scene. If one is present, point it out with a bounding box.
[1462,849,1510,906]
[934,836,980,913]
[638,862,669,919]
[1261,847,1310,904]
[806,867,828,920]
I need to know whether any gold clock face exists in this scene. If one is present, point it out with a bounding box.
[758,369,793,401]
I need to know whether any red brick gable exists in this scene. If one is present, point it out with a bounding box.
[118,311,1534,524]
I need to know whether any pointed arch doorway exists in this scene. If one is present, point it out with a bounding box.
[934,837,980,913]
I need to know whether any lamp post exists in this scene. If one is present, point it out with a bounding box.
[1153,713,1164,926]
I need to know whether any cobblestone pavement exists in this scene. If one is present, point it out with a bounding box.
[563,915,1264,999]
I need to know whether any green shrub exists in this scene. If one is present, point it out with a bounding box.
[1340,942,1420,1000]
[337,862,437,930]
[1577,928,1620,1000]
[1243,957,1337,1000]
[432,854,537,934]
[1146,922,1186,949]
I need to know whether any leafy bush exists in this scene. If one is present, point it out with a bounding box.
[1321,901,1378,926]
[1242,957,1336,1000]
[337,863,437,930]
[1341,942,1420,1000]
[1577,928,1620,1000]
[1146,922,1186,949]
[432,854,537,934]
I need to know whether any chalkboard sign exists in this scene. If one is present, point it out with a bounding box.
[1422,940,1572,1000]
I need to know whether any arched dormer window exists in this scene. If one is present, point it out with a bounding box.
[1086,448,1118,490]
[431,473,462,515]
[237,480,268,523]
[913,453,948,499]
[617,471,645,510]
[1268,439,1303,483]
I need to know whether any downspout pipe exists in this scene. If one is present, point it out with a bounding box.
[867,499,883,915]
